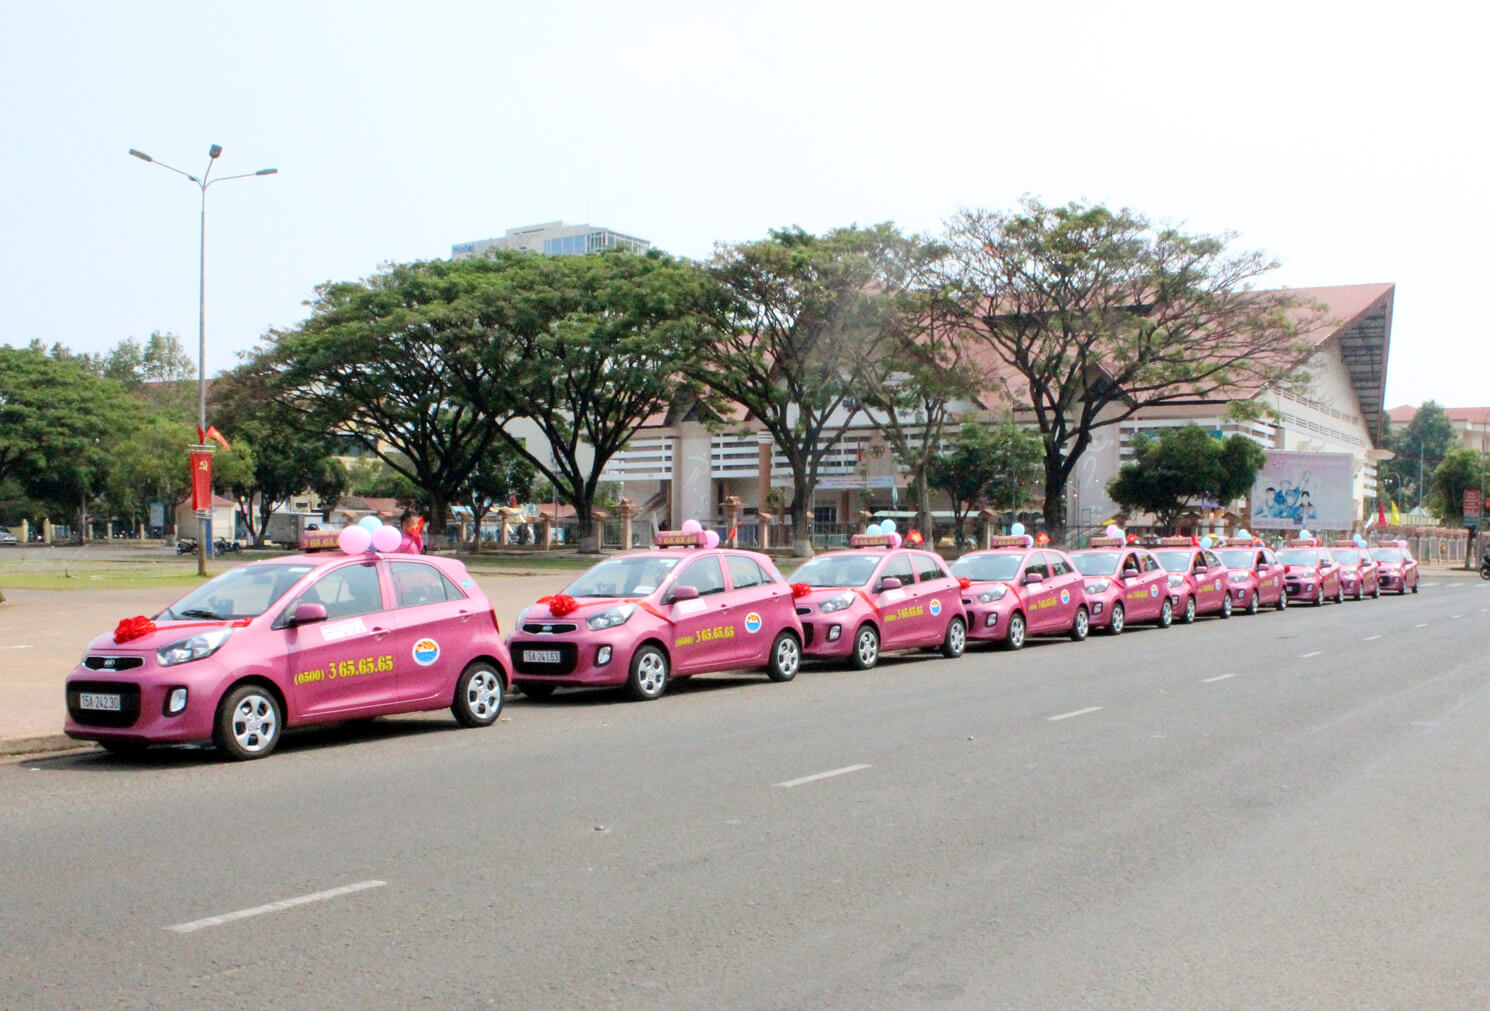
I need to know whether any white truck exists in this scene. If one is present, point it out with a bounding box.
[265,511,326,549]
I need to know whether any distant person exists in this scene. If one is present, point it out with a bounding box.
[397,510,425,554]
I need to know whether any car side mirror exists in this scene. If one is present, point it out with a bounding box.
[668,585,700,603]
[877,576,903,592]
[1022,571,1044,585]
[289,602,328,626]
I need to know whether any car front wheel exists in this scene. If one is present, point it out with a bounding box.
[626,645,669,701]
[849,625,880,670]
[1001,612,1026,651]
[215,684,282,761]
[1246,591,1259,615]
[1182,597,1197,624]
[452,661,505,727]
[1107,603,1125,635]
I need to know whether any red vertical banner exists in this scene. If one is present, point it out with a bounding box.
[190,449,213,510]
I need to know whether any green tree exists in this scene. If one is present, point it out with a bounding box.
[945,198,1317,542]
[106,413,197,537]
[684,225,918,548]
[1383,401,1456,509]
[456,451,535,552]
[1106,427,1267,533]
[1427,447,1487,527]
[927,419,1042,548]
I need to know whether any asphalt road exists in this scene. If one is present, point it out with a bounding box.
[3,578,1487,1009]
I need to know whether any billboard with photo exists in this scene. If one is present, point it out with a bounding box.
[1250,451,1355,531]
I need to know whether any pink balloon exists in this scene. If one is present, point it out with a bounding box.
[703,530,720,548]
[372,524,402,552]
[681,519,703,533]
[338,525,372,554]
[888,531,903,548]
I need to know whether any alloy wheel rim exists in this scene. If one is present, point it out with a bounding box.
[778,639,800,677]
[857,631,877,665]
[233,694,277,753]
[467,670,500,719]
[637,653,666,694]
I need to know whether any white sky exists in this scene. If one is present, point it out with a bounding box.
[4,0,1485,411]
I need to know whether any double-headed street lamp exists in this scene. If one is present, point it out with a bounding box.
[128,145,277,575]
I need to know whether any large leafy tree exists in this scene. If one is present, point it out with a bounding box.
[1427,447,1487,527]
[1106,426,1268,533]
[685,225,919,547]
[944,198,1316,541]
[448,249,726,550]
[455,450,535,552]
[1382,400,1456,509]
[927,419,1042,548]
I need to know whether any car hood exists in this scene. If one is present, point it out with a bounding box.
[85,618,249,655]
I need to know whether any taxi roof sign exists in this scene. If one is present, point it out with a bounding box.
[986,535,1031,549]
[1329,540,1358,547]
[1284,538,1321,548]
[1155,536,1195,547]
[1219,537,1263,547]
[299,529,342,553]
[654,530,706,549]
[848,534,894,548]
[1086,536,1124,548]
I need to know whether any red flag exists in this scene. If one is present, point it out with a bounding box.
[204,426,231,451]
[727,524,739,541]
[190,450,213,510]
[906,529,924,546]
[1377,501,1387,525]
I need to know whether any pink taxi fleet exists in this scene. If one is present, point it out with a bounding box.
[1370,540,1420,594]
[1276,539,1344,606]
[791,534,967,668]
[1148,538,1234,623]
[507,531,803,700]
[65,543,512,760]
[1214,538,1287,614]
[1328,541,1381,600]
[1067,537,1176,633]
[950,536,1091,649]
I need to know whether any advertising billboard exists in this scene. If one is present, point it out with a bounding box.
[1250,451,1355,531]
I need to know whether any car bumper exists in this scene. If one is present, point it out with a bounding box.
[64,673,219,744]
[509,636,629,686]
[799,619,853,658]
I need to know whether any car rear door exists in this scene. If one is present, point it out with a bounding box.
[723,553,777,666]
[387,559,480,703]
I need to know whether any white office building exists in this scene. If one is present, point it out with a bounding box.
[451,221,651,260]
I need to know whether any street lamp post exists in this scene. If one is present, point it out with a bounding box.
[128,145,277,575]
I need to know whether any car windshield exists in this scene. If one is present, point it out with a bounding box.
[1371,549,1404,563]
[949,553,1023,582]
[1331,548,1361,564]
[792,554,881,588]
[159,563,315,621]
[565,555,681,598]
[1216,550,1256,569]
[1276,549,1319,566]
[1151,550,1194,572]
[1071,552,1119,576]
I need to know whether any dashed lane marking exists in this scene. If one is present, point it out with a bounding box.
[1363,634,1383,641]
[1299,651,1322,659]
[1200,674,1236,683]
[166,880,386,934]
[1048,706,1103,722]
[775,764,871,788]
[1416,623,1428,628]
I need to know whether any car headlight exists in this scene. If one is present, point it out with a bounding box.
[1167,574,1184,589]
[977,586,1008,603]
[515,607,531,627]
[819,592,855,613]
[1084,580,1109,594]
[585,603,637,631]
[156,628,232,667]
[1229,572,1249,584]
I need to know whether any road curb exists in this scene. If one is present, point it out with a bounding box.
[0,734,90,758]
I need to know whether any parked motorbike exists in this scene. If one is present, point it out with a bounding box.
[1480,548,1489,580]
[214,537,242,554]
[175,538,197,555]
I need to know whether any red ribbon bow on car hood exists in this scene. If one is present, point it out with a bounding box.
[790,582,811,599]
[113,615,157,643]
[536,593,579,617]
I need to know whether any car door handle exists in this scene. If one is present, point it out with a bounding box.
[370,626,390,640]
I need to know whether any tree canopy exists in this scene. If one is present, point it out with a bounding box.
[927,419,1042,547]
[1106,426,1268,533]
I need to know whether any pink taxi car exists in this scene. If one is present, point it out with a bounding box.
[65,548,511,760]
[1370,541,1420,594]
[1328,542,1381,600]
[950,537,1091,649]
[507,531,802,701]
[1149,538,1234,623]
[1277,539,1344,605]
[790,535,967,669]
[1215,539,1287,614]
[1068,538,1175,633]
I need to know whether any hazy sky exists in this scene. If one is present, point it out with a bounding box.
[4,0,1484,410]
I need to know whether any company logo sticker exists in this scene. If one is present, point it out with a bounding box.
[1059,589,1071,605]
[412,638,441,667]
[1215,579,1223,591]
[929,598,942,616]
[1149,585,1159,597]
[744,612,763,634]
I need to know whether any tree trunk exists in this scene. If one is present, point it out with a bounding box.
[574,499,599,554]
[790,474,813,555]
[1041,460,1067,546]
[913,469,933,545]
[430,499,449,551]
[470,505,489,554]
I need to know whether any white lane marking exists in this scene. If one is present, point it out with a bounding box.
[775,764,871,788]
[1299,651,1322,659]
[1416,623,1429,628]
[1048,706,1103,722]
[1451,614,1463,619]
[0,645,32,650]
[1200,673,1236,683]
[1363,635,1383,641]
[166,880,386,934]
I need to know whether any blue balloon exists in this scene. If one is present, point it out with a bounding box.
[1011,522,1026,537]
[358,516,382,532]
[1200,536,1213,549]
[1236,528,1250,539]
[882,519,896,534]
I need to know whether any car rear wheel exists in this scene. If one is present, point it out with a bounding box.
[1335,584,1344,604]
[1181,597,1197,624]
[1246,591,1259,615]
[452,661,504,727]
[1070,606,1089,642]
[941,617,966,658]
[1372,583,1380,599]
[849,625,880,670]
[1314,587,1325,607]
[1411,581,1418,594]
[1276,590,1287,611]
[626,645,669,701]
[515,682,555,700]
[1001,612,1026,650]
[1219,595,1232,619]
[766,631,801,682]
[1107,603,1125,635]
[215,684,282,761]
[1157,597,1173,628]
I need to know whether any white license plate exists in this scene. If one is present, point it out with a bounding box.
[80,692,122,711]
[525,649,561,664]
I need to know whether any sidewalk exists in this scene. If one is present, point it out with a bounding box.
[0,571,571,756]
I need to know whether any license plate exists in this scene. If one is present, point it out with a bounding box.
[80,692,122,711]
[525,649,561,664]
